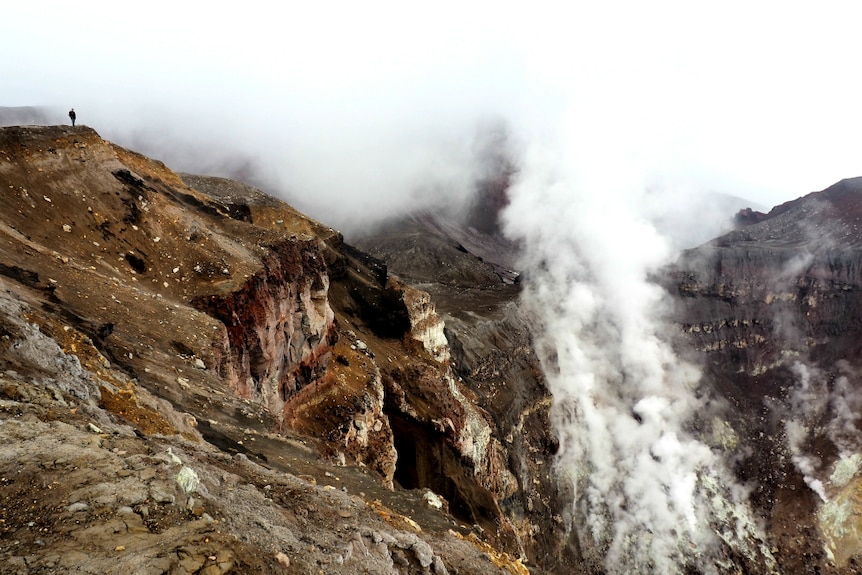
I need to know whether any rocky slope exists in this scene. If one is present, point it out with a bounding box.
[0,125,537,574]
[666,177,862,574]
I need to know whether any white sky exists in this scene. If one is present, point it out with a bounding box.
[4,1,862,225]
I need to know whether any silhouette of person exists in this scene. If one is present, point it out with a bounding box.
[69,108,76,127]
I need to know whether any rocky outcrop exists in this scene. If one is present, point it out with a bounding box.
[382,352,518,526]
[280,327,398,485]
[392,277,450,364]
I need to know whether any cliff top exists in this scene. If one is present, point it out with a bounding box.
[715,177,862,250]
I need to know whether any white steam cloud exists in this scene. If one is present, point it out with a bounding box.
[6,2,862,236]
[784,362,829,502]
[501,137,775,572]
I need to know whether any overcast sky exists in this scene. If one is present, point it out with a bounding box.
[4,1,862,229]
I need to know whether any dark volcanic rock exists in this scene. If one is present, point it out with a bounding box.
[667,177,862,573]
[671,177,862,389]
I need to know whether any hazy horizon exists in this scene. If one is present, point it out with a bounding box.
[5,2,862,234]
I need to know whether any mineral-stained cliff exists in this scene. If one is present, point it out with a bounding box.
[666,177,862,574]
[0,125,537,574]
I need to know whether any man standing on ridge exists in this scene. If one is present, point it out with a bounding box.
[68,108,76,127]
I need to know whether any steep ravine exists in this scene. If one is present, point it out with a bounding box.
[183,172,528,556]
[353,214,575,571]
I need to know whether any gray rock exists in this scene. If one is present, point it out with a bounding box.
[411,539,434,568]
[149,482,176,504]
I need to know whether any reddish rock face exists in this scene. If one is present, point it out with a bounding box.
[192,238,337,420]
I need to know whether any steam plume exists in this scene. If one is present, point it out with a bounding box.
[763,224,862,505]
[501,142,775,572]
[783,359,862,504]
